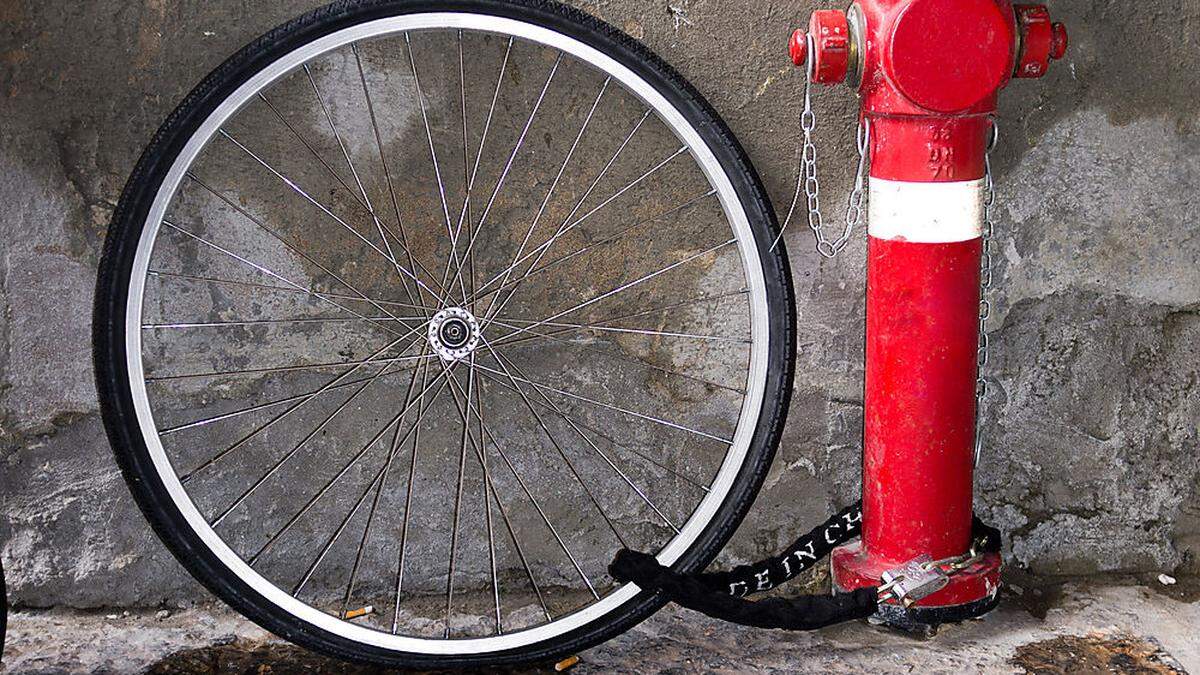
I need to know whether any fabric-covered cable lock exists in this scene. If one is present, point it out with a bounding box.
[609,501,1002,630]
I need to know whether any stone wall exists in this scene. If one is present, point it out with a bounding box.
[0,0,1196,608]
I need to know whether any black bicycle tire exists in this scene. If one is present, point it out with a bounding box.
[93,0,796,668]
[1,557,6,659]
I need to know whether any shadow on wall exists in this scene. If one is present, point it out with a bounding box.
[995,1,1200,171]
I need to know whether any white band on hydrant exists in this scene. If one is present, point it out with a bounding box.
[868,177,985,243]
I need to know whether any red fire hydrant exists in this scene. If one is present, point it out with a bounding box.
[789,0,1067,626]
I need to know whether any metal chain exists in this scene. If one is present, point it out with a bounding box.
[777,43,998,466]
[773,36,870,258]
[877,129,1002,607]
[974,121,999,468]
[877,538,989,606]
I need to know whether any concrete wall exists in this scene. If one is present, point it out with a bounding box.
[0,0,1196,609]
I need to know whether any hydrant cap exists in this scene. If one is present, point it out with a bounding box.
[790,28,809,68]
[1051,22,1069,60]
[887,0,1014,112]
[808,10,851,84]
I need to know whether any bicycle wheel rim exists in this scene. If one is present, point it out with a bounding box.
[108,5,780,660]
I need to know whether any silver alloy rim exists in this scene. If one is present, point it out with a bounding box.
[122,12,771,656]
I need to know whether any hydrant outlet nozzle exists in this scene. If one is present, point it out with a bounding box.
[1014,4,1069,78]
[791,10,853,85]
[789,29,808,68]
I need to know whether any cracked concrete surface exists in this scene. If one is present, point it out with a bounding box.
[0,0,1197,664]
[2,582,1198,673]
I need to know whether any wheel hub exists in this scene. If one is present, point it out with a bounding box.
[429,307,481,361]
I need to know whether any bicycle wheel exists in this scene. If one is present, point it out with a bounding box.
[94,0,794,667]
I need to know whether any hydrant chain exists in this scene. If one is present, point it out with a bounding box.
[773,47,869,258]
[974,120,999,468]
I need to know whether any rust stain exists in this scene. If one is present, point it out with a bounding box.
[1011,633,1184,675]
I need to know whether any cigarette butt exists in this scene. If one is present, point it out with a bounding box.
[555,655,581,672]
[343,606,374,620]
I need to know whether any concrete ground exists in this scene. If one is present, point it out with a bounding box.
[3,580,1196,674]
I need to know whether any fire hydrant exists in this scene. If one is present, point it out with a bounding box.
[789,0,1067,626]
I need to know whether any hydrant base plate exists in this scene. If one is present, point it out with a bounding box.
[867,594,1002,633]
[831,541,1002,626]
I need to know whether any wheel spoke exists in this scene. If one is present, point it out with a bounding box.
[446,51,565,293]
[404,32,469,304]
[493,288,748,348]
[158,218,421,340]
[473,369,712,492]
[144,315,421,330]
[147,350,433,382]
[392,349,435,631]
[218,130,449,304]
[442,371,599,600]
[472,360,503,633]
[487,238,737,339]
[305,60,415,302]
[292,460,388,597]
[441,362,474,637]
[184,172,430,323]
[456,30,476,316]
[484,347,629,548]
[493,317,749,345]
[449,36,513,302]
[344,357,431,610]
[472,140,687,310]
[471,190,718,306]
[209,348,421,526]
[259,82,435,309]
[249,367,452,564]
[177,331,414,481]
[492,350,677,533]
[161,344,417,438]
[294,357,436,597]
[484,77,611,319]
[257,92,362,208]
[332,47,432,311]
[477,108,651,320]
[428,359,554,628]
[146,270,430,313]
[481,463,554,625]
[484,317,745,395]
[470,358,732,445]
[351,45,435,312]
